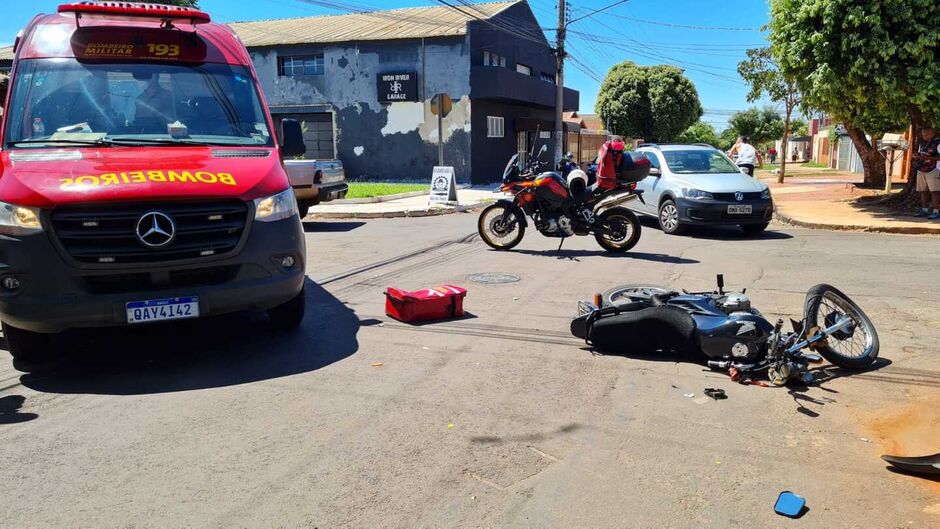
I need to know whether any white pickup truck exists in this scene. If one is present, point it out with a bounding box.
[284,160,348,218]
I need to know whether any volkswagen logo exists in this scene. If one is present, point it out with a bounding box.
[735,191,745,202]
[136,212,176,248]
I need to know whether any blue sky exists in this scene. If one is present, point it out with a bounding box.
[1,0,771,131]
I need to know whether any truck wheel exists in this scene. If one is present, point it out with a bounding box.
[267,285,306,331]
[298,204,311,219]
[2,321,53,369]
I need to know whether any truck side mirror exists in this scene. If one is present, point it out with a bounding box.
[280,119,306,158]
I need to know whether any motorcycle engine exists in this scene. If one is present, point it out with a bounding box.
[538,215,575,236]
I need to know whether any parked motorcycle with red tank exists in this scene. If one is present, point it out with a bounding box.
[478,144,648,252]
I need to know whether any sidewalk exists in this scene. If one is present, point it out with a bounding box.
[307,187,497,219]
[758,165,940,235]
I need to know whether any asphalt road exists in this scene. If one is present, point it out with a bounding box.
[1,214,938,528]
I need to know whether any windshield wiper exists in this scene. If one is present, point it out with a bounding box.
[7,139,110,147]
[105,137,249,147]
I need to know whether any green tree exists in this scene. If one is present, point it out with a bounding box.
[596,61,703,143]
[790,117,808,138]
[718,128,738,151]
[737,47,802,182]
[769,0,939,189]
[149,0,200,6]
[676,121,719,147]
[727,107,784,146]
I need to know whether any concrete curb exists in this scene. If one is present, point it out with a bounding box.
[774,208,940,235]
[308,201,489,220]
[334,190,428,204]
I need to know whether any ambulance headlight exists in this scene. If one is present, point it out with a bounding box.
[254,189,298,222]
[0,201,43,235]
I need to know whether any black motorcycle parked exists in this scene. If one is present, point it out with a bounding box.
[478,145,647,253]
[571,275,879,385]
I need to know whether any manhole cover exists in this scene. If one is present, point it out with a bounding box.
[467,272,521,285]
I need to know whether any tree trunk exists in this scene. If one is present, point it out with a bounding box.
[778,106,793,183]
[844,124,886,187]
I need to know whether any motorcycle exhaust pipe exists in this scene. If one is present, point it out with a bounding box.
[707,360,730,371]
[594,191,638,211]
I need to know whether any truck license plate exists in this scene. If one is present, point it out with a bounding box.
[126,297,199,324]
[727,205,753,214]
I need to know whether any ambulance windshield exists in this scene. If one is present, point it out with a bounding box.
[4,59,273,148]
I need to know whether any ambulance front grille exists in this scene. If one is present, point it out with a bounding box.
[50,200,250,265]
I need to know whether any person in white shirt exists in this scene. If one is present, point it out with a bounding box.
[728,136,762,177]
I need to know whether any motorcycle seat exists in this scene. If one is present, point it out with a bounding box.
[577,305,697,355]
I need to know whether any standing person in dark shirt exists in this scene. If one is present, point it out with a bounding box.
[913,126,940,219]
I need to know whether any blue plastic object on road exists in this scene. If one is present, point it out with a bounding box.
[774,491,806,518]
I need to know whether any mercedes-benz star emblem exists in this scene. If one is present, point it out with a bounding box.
[735,191,745,202]
[136,212,176,248]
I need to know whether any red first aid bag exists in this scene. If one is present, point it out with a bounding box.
[385,285,467,323]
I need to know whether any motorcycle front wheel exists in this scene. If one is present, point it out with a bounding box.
[594,207,641,253]
[803,284,879,369]
[478,203,526,250]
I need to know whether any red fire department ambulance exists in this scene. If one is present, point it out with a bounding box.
[0,2,309,365]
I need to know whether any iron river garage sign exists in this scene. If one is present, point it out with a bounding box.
[377,71,418,103]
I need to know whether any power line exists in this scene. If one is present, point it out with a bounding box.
[567,0,630,25]
[605,14,763,32]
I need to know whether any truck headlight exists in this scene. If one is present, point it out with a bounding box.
[683,188,714,200]
[254,189,298,222]
[761,188,771,200]
[0,202,43,236]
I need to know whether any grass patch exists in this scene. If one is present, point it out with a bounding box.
[346,182,427,199]
[799,161,830,169]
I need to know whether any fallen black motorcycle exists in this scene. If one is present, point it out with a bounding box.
[570,275,879,385]
[478,145,647,253]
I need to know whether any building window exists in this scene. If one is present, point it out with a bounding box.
[278,54,324,76]
[540,72,555,83]
[516,63,532,76]
[483,51,506,68]
[487,116,504,138]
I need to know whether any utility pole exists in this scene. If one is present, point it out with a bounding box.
[554,0,566,164]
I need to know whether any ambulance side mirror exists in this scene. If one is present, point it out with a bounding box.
[649,167,661,177]
[280,119,306,158]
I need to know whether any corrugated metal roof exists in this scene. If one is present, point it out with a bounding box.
[229,1,518,47]
[0,46,14,62]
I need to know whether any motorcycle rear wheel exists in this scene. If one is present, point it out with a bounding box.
[602,284,677,307]
[594,207,641,253]
[803,284,879,369]
[478,203,526,250]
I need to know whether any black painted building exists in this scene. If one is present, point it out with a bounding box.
[230,1,578,183]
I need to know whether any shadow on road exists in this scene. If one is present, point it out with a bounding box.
[0,395,38,424]
[783,358,893,417]
[18,279,359,396]
[302,220,366,233]
[514,248,699,264]
[636,216,794,240]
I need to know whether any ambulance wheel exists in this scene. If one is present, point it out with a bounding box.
[3,321,52,371]
[268,286,306,331]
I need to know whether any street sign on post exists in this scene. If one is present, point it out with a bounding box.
[430,93,452,166]
[429,166,458,205]
[430,93,452,117]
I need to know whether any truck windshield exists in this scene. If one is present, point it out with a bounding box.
[4,59,273,148]
[663,149,741,174]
